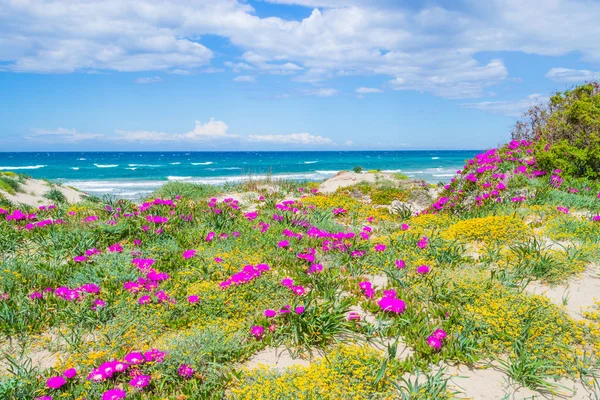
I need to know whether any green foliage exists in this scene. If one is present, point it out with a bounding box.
[352,165,363,173]
[150,181,221,201]
[512,82,600,179]
[44,187,67,204]
[0,175,20,195]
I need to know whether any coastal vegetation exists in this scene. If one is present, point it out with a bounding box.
[1,83,600,399]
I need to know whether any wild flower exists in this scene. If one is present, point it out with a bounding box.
[73,255,87,262]
[138,296,151,305]
[92,299,106,310]
[593,215,600,222]
[374,243,386,252]
[29,292,43,300]
[187,295,199,304]
[178,364,195,378]
[359,281,375,299]
[295,306,305,314]
[281,278,294,288]
[557,206,569,214]
[36,397,52,400]
[417,236,429,249]
[264,309,276,318]
[182,249,196,259]
[348,312,361,321]
[206,231,216,241]
[46,376,66,389]
[395,259,406,269]
[278,240,290,248]
[102,388,127,400]
[292,285,306,296]
[416,265,430,274]
[129,375,151,388]
[401,223,410,230]
[250,325,265,339]
[144,349,166,363]
[377,292,406,314]
[307,263,323,274]
[108,243,123,253]
[220,264,270,288]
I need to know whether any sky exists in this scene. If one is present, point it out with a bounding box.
[1,0,599,151]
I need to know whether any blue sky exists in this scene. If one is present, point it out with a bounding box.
[1,0,599,151]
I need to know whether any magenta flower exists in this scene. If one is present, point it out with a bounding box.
[92,299,106,310]
[378,296,406,314]
[281,278,294,288]
[432,329,447,340]
[401,223,410,231]
[264,309,276,318]
[292,285,305,296]
[178,364,195,378]
[102,388,127,400]
[427,335,442,351]
[124,352,144,365]
[593,215,600,222]
[250,325,265,339]
[278,240,290,248]
[63,368,77,379]
[138,296,151,305]
[36,397,53,400]
[374,243,386,252]
[348,312,361,321]
[214,257,223,263]
[46,376,66,389]
[295,306,305,314]
[187,295,199,304]
[129,374,151,388]
[395,259,406,269]
[73,255,87,263]
[416,265,430,274]
[144,349,165,363]
[29,292,43,300]
[182,249,196,259]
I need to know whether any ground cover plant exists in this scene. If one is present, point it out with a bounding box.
[1,83,600,399]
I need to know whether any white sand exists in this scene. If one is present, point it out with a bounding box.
[0,178,84,206]
[318,171,398,194]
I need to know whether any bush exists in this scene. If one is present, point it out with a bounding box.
[352,165,363,173]
[512,82,600,179]
[0,176,20,194]
[44,187,67,203]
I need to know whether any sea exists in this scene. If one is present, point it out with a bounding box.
[0,151,480,200]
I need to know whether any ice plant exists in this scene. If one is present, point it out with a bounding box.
[182,249,196,259]
[129,374,151,388]
[46,376,66,389]
[378,292,406,314]
[264,309,276,317]
[374,243,386,252]
[124,352,144,365]
[64,368,77,379]
[102,388,127,400]
[416,265,430,274]
[187,295,199,304]
[178,364,195,378]
[250,325,265,339]
[395,259,406,269]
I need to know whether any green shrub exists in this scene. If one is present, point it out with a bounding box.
[512,82,600,179]
[352,165,363,173]
[0,176,19,194]
[44,187,67,203]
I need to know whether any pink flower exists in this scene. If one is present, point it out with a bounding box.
[278,240,290,248]
[264,309,276,318]
[348,312,361,321]
[29,292,43,300]
[138,296,151,305]
[182,249,196,259]
[129,374,151,388]
[378,296,406,314]
[250,325,265,339]
[63,368,77,379]
[416,265,430,274]
[124,352,144,365]
[188,295,199,304]
[102,388,127,400]
[281,278,294,288]
[292,285,305,296]
[46,376,66,389]
[427,335,442,351]
[395,259,406,269]
[178,364,195,378]
[593,216,600,222]
[73,255,87,262]
[92,299,106,310]
[374,243,386,252]
[214,257,223,263]
[295,306,305,314]
[432,329,447,340]
[37,397,53,400]
[401,223,410,231]
[144,349,166,363]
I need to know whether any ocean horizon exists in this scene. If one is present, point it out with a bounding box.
[0,150,481,199]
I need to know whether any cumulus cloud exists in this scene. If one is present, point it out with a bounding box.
[233,75,256,82]
[2,1,600,98]
[247,133,333,145]
[135,76,162,84]
[116,118,241,142]
[461,94,549,117]
[27,128,104,142]
[545,68,600,83]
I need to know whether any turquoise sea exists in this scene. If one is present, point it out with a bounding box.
[0,151,480,199]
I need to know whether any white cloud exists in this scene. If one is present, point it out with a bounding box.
[461,94,549,117]
[233,75,256,82]
[304,88,339,97]
[135,76,162,84]
[116,118,240,142]
[545,68,600,83]
[2,1,600,98]
[247,133,333,145]
[28,128,104,142]
[355,87,382,94]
